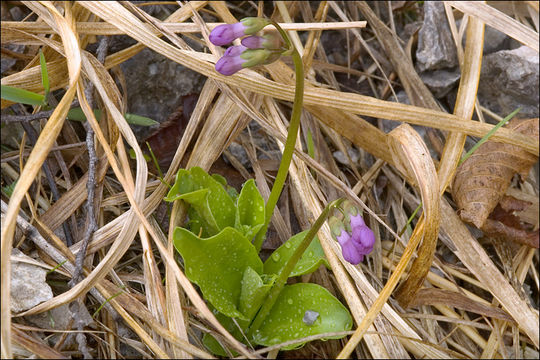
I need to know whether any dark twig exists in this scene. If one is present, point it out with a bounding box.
[70,35,108,285]
[1,99,79,124]
[68,35,109,360]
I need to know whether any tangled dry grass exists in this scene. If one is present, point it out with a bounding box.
[1,1,538,358]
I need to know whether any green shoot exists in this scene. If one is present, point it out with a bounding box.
[1,85,46,106]
[146,141,165,181]
[92,286,126,318]
[67,107,158,126]
[46,260,68,275]
[459,107,521,166]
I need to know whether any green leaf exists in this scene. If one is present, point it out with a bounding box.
[1,179,17,197]
[124,113,159,126]
[264,230,329,277]
[202,333,233,357]
[1,85,46,106]
[235,179,265,241]
[239,267,275,320]
[173,226,263,319]
[212,173,239,201]
[128,148,150,162]
[165,167,236,235]
[252,283,352,350]
[39,50,49,97]
[66,108,158,126]
[202,308,244,356]
[165,168,193,200]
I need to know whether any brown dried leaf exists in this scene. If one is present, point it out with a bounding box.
[143,93,199,169]
[482,204,539,248]
[411,288,516,323]
[452,118,539,228]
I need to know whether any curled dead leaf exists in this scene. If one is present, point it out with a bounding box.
[452,118,539,229]
[482,202,539,248]
[411,288,516,323]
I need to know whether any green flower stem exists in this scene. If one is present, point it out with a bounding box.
[248,198,344,336]
[253,21,305,253]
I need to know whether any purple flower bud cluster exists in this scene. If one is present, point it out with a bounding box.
[209,17,285,76]
[329,207,375,265]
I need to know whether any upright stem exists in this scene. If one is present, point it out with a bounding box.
[248,199,344,336]
[253,22,304,252]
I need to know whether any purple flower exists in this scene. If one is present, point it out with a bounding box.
[337,229,365,265]
[351,225,375,252]
[349,213,365,229]
[329,210,375,265]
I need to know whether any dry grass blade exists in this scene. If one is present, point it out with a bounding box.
[338,210,426,358]
[447,1,539,52]
[338,124,440,358]
[12,324,69,359]
[437,14,484,192]
[6,2,532,155]
[388,124,440,308]
[3,1,537,357]
[0,2,81,357]
[262,103,390,358]
[441,199,539,348]
[15,48,148,318]
[1,20,367,35]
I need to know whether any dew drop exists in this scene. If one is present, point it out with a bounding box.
[272,253,281,262]
[287,298,293,305]
[308,251,314,257]
[285,242,291,249]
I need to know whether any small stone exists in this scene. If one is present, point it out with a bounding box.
[227,141,250,168]
[478,46,539,118]
[416,2,458,71]
[420,67,461,98]
[10,249,53,313]
[333,148,360,165]
[26,303,94,331]
[303,310,319,326]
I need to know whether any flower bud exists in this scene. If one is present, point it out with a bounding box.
[241,33,284,51]
[239,17,270,35]
[215,50,247,75]
[209,22,249,46]
[223,45,248,57]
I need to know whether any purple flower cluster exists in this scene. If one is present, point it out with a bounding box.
[330,207,375,265]
[208,17,285,76]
